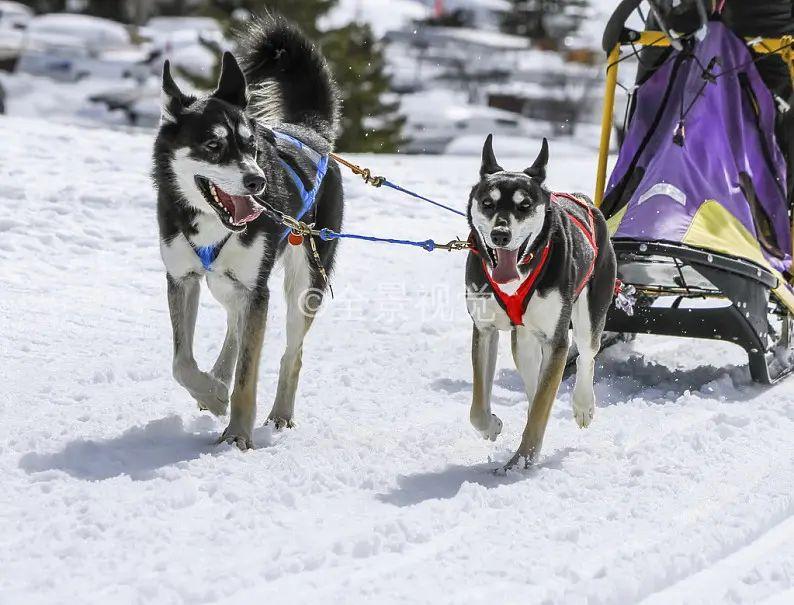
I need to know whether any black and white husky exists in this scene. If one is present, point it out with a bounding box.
[466,135,617,470]
[152,18,343,450]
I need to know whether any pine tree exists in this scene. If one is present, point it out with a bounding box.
[321,21,404,152]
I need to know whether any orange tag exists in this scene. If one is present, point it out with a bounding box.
[288,231,304,246]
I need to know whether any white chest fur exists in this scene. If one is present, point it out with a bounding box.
[466,288,564,337]
[160,234,203,279]
[160,226,268,293]
[190,213,231,248]
[210,234,268,290]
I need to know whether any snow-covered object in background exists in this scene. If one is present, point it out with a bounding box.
[141,16,228,84]
[85,15,230,126]
[0,0,32,30]
[399,88,533,153]
[484,48,603,131]
[437,0,512,31]
[3,116,794,604]
[15,14,151,81]
[144,16,223,40]
[319,0,430,36]
[389,24,530,52]
[26,13,131,52]
[0,27,24,66]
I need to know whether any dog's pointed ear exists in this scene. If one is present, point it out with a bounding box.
[212,51,248,108]
[480,134,503,178]
[524,138,549,183]
[161,60,193,124]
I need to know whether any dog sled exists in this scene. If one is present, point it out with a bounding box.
[595,0,794,383]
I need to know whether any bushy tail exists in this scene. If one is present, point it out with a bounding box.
[236,16,340,143]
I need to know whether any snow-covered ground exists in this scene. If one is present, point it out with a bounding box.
[2,116,794,604]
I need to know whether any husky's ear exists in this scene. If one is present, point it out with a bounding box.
[524,138,549,183]
[212,51,248,108]
[161,60,193,124]
[480,134,503,177]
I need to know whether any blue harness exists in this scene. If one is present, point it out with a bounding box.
[189,130,330,271]
[272,131,330,241]
[193,240,228,271]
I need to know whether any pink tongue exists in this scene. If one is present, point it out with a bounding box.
[491,248,521,284]
[230,194,262,224]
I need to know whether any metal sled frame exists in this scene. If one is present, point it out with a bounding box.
[594,28,794,383]
[608,240,794,383]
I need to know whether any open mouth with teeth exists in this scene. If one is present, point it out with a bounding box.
[194,176,264,231]
[486,238,532,285]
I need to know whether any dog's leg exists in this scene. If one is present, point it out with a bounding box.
[205,278,245,392]
[505,331,570,469]
[210,311,239,389]
[469,325,503,441]
[218,290,268,450]
[167,274,229,416]
[267,245,316,429]
[571,286,597,428]
[510,327,541,406]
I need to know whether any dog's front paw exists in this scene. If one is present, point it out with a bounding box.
[196,391,229,417]
[502,448,538,472]
[573,400,594,429]
[176,369,229,417]
[478,414,503,442]
[266,414,295,430]
[216,424,253,451]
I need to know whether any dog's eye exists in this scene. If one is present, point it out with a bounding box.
[518,203,532,212]
[481,199,494,209]
[205,140,222,152]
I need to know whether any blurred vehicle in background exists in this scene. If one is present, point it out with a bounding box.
[15,14,152,81]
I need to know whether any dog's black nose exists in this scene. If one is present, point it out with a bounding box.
[243,174,266,194]
[490,228,511,248]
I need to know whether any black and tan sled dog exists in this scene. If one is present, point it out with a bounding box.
[153,17,343,449]
[465,135,617,470]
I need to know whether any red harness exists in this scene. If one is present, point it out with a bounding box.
[471,192,598,326]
